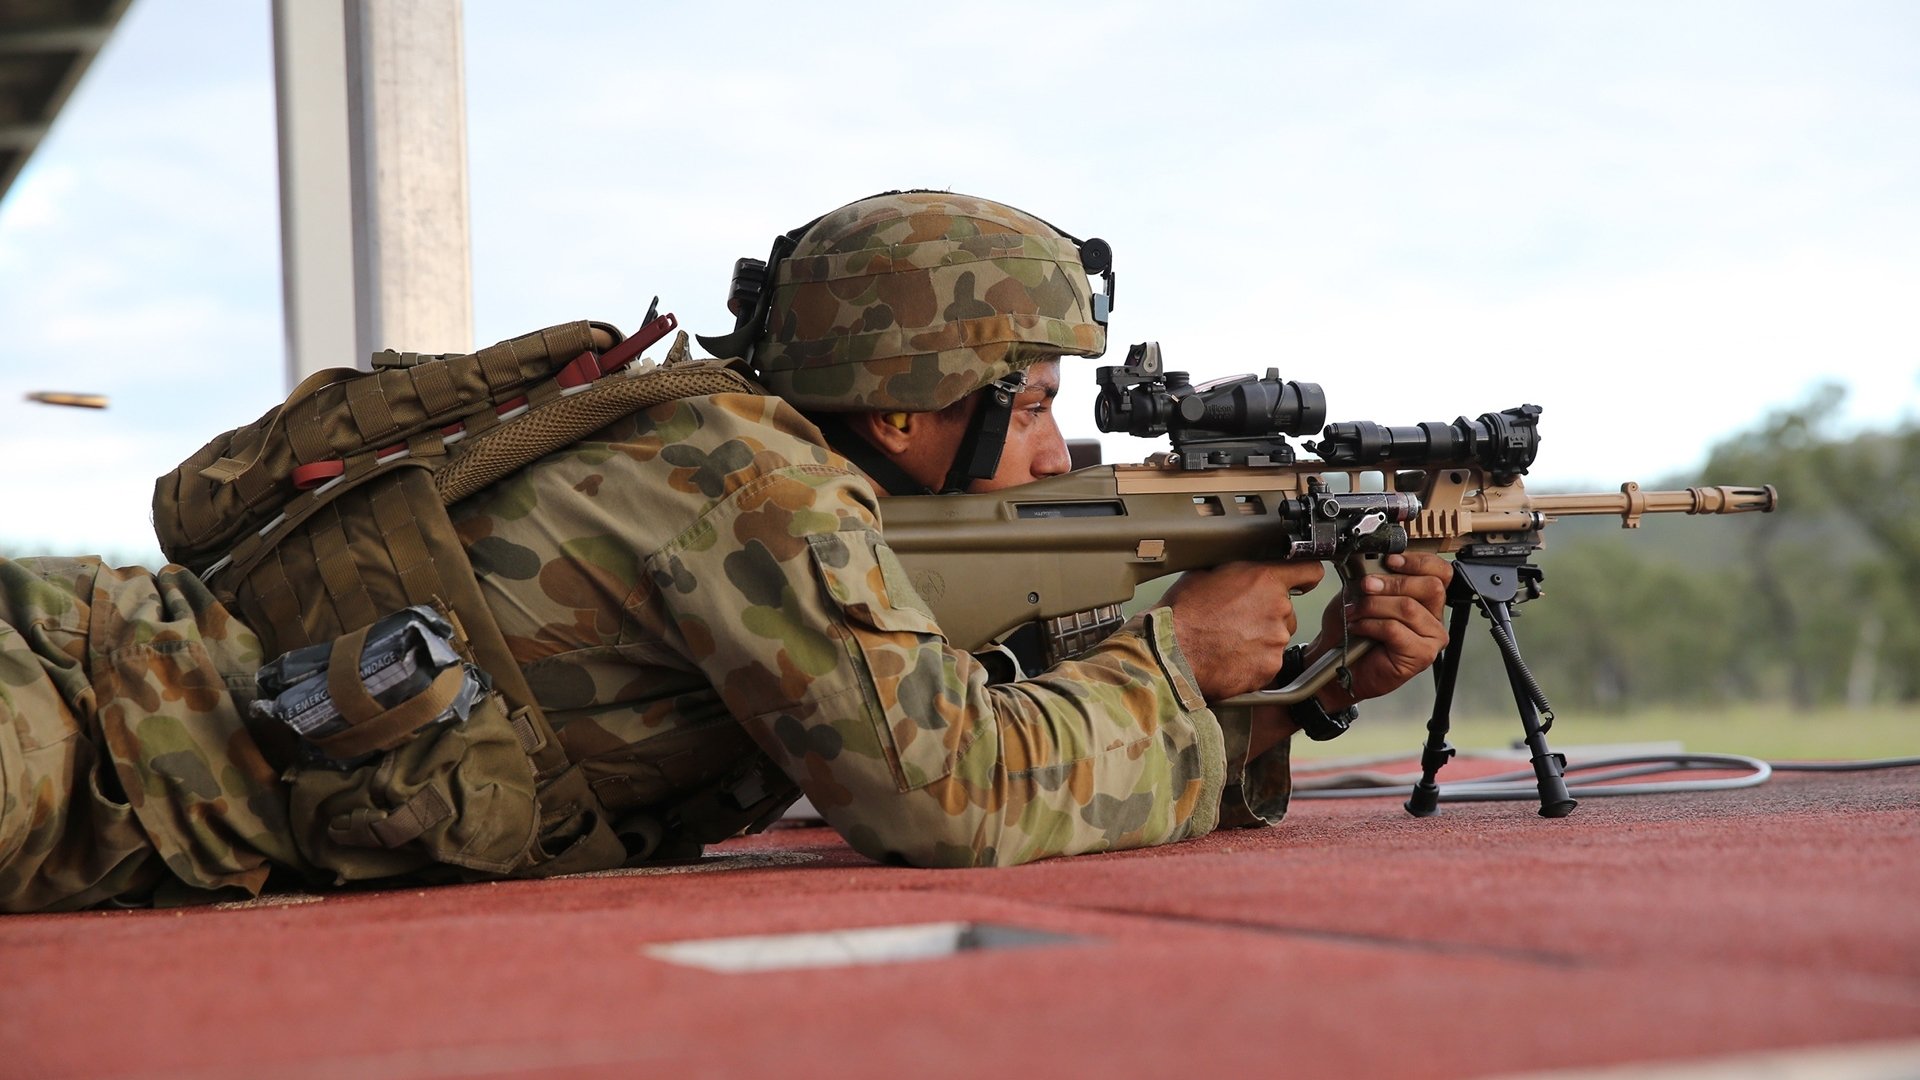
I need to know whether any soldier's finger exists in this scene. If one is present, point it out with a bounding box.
[1359,567,1448,613]
[1263,559,1325,596]
[1347,599,1445,645]
[1346,615,1444,667]
[1385,552,1453,582]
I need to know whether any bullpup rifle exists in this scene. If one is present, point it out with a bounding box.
[879,342,1778,819]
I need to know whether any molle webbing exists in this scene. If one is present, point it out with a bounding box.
[237,465,566,773]
[155,321,613,566]
[151,321,760,877]
[154,320,754,657]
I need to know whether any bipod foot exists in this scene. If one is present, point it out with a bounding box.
[1403,738,1456,817]
[1532,750,1578,818]
[1405,781,1442,817]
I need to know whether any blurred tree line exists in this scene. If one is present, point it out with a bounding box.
[1433,383,1920,717]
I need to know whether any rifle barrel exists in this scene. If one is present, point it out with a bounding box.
[1528,484,1778,527]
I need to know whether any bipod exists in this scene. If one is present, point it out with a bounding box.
[1405,553,1578,819]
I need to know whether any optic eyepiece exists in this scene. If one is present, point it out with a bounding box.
[1309,404,1543,479]
[1095,342,1325,448]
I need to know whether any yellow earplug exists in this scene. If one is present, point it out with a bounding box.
[885,412,909,430]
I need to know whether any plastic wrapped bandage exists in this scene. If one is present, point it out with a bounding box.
[252,605,492,769]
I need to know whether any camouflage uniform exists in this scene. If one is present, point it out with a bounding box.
[449,390,1230,867]
[0,192,1288,910]
[442,190,1254,867]
[0,557,302,912]
[0,396,1273,911]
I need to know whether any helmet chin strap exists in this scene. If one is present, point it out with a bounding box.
[937,372,1023,494]
[817,372,1026,497]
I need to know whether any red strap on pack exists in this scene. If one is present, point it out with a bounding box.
[554,312,678,389]
[291,314,679,492]
[292,460,346,490]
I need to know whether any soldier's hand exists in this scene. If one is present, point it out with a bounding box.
[1165,560,1326,701]
[1308,552,1452,708]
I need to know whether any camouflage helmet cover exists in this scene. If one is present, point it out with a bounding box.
[753,191,1108,412]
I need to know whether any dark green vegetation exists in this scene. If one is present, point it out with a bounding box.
[1411,383,1920,720]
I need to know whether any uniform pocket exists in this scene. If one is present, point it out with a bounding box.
[257,606,540,881]
[805,531,974,791]
[284,687,537,880]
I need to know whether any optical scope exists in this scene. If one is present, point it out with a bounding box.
[1095,342,1325,447]
[1308,404,1543,479]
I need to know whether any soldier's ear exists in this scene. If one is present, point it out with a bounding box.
[848,409,916,455]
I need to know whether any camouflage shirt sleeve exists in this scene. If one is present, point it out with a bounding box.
[1214,705,1296,829]
[632,395,1228,867]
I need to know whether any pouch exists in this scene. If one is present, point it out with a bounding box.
[254,606,538,880]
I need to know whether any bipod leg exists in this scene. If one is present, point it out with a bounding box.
[1477,593,1577,818]
[1405,597,1473,817]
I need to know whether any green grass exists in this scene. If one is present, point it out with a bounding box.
[1293,703,1920,763]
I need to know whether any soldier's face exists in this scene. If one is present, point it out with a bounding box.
[972,360,1070,492]
[876,360,1072,494]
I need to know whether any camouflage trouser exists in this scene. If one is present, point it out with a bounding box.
[0,552,1298,913]
[0,556,298,913]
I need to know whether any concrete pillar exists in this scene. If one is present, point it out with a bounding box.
[272,0,358,384]
[273,0,472,385]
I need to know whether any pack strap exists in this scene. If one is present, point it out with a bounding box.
[311,501,382,632]
[409,358,462,417]
[436,359,756,504]
[199,367,361,506]
[312,627,467,762]
[328,785,455,850]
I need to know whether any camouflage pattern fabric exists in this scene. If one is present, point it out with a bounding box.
[451,390,1233,866]
[0,393,1295,910]
[1216,705,1297,830]
[755,191,1107,413]
[0,556,300,912]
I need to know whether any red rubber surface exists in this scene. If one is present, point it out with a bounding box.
[3,770,1915,1078]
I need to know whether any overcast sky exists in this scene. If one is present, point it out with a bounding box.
[1,0,1915,561]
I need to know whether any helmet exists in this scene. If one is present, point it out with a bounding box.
[732,190,1111,412]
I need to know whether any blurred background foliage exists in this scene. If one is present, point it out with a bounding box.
[1387,382,1920,742]
[1520,385,1913,706]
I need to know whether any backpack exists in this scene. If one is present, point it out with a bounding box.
[152,314,764,880]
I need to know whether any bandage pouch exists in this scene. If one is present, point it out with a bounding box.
[253,605,537,881]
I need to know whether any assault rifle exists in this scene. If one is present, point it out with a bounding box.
[880,343,1777,819]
